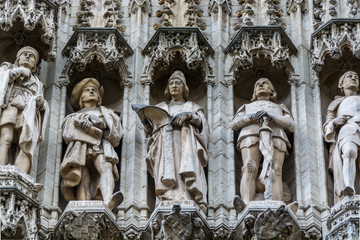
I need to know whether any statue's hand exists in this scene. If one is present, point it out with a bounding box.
[255,110,269,123]
[36,96,45,111]
[10,67,31,82]
[333,115,349,126]
[89,114,106,130]
[173,113,193,127]
[80,120,93,131]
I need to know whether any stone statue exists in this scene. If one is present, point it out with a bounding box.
[323,71,360,203]
[60,78,123,209]
[232,78,294,203]
[133,70,209,212]
[0,46,49,174]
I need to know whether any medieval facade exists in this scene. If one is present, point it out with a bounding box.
[0,0,360,239]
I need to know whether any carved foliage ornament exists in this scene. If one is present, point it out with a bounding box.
[62,28,133,80]
[234,0,255,30]
[154,0,206,30]
[104,0,126,32]
[0,0,57,61]
[142,28,214,78]
[265,0,283,26]
[225,26,297,71]
[76,0,95,28]
[311,19,360,73]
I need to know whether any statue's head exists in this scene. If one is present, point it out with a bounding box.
[338,71,359,94]
[71,78,104,110]
[164,70,189,101]
[251,78,277,102]
[15,46,39,73]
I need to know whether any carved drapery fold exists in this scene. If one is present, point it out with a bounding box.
[62,27,133,83]
[311,19,360,73]
[225,26,297,72]
[0,0,57,61]
[142,27,214,82]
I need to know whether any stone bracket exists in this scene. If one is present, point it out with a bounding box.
[54,201,122,240]
[225,26,297,71]
[0,165,41,239]
[311,18,360,73]
[232,201,303,239]
[142,27,214,81]
[145,202,211,240]
[62,27,134,82]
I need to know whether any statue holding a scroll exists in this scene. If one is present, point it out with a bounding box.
[324,71,360,203]
[133,70,209,212]
[0,46,49,174]
[232,78,294,203]
[60,78,123,209]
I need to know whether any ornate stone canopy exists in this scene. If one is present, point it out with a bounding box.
[311,19,360,73]
[62,27,133,84]
[0,0,57,62]
[142,27,214,83]
[225,26,297,72]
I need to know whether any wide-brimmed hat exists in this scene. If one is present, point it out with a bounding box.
[71,78,104,110]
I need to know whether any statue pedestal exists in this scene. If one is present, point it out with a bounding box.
[326,196,360,240]
[143,200,210,239]
[0,165,41,239]
[54,201,121,239]
[233,200,303,239]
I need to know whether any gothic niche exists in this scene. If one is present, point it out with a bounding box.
[59,27,133,210]
[312,19,360,207]
[140,27,214,212]
[0,0,57,62]
[225,26,297,205]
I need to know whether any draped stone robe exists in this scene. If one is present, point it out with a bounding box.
[146,101,209,208]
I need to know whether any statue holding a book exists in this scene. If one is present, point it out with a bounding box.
[133,70,209,212]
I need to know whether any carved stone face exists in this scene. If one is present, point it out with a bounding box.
[80,86,100,108]
[18,51,37,70]
[342,72,359,91]
[254,78,272,98]
[168,79,185,101]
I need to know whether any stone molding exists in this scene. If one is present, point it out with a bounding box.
[225,26,297,72]
[142,27,214,82]
[54,201,121,240]
[129,0,151,15]
[62,27,133,82]
[0,165,41,239]
[311,19,360,73]
[286,0,307,14]
[0,0,57,61]
[208,0,232,16]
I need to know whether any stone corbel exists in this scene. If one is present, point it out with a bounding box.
[0,165,42,240]
[225,26,297,73]
[0,0,57,61]
[62,27,133,84]
[232,202,303,240]
[146,203,210,239]
[54,201,121,239]
[142,27,214,80]
[311,19,360,74]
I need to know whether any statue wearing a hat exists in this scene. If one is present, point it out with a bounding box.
[136,70,209,212]
[0,46,49,174]
[60,78,123,209]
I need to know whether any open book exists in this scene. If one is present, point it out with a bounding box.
[131,104,192,130]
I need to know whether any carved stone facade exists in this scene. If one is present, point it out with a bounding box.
[1,0,360,239]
